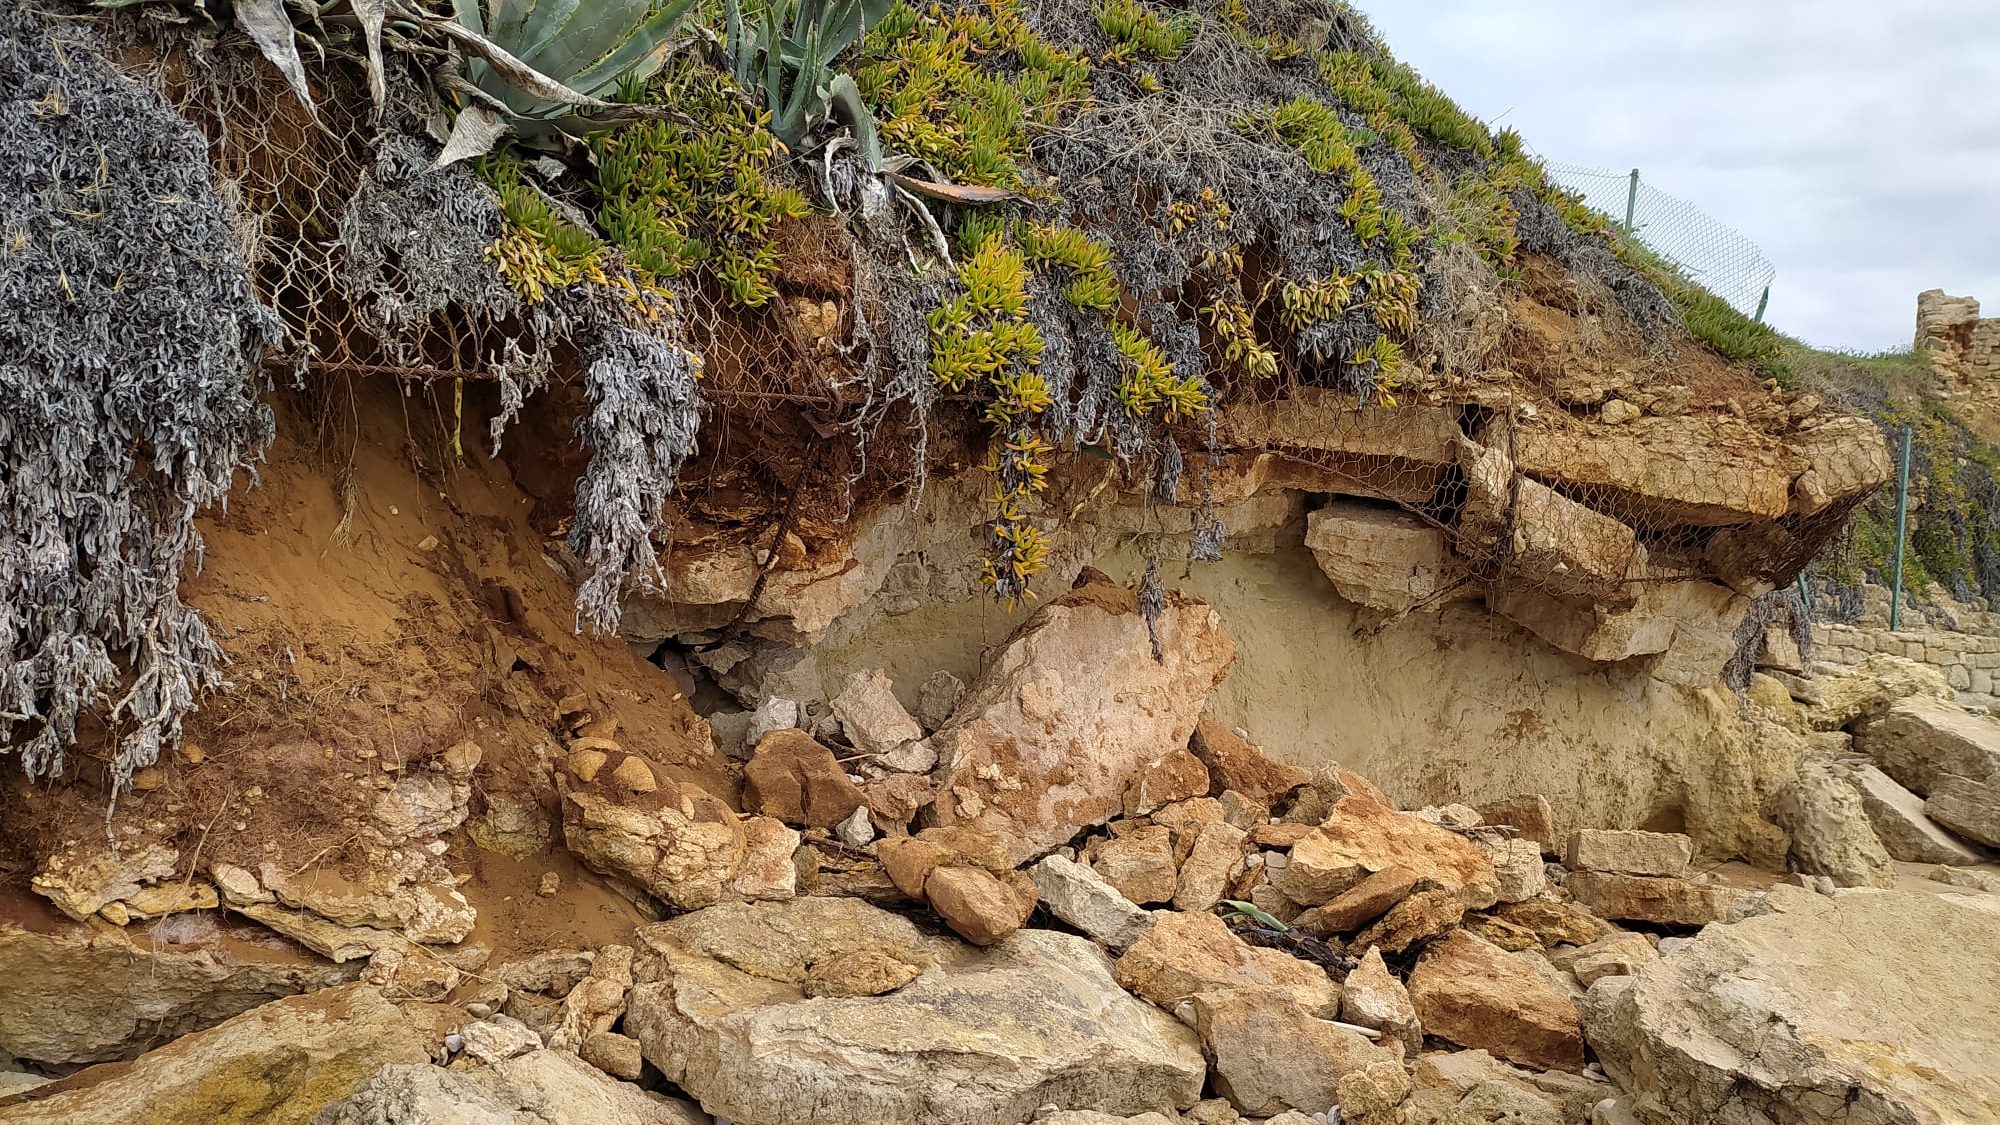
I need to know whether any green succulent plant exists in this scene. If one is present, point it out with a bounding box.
[723,0,888,165]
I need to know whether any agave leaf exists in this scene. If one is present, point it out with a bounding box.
[433,103,511,167]
[233,0,318,118]
[449,0,483,34]
[887,171,1020,205]
[352,0,388,115]
[517,0,583,64]
[1218,899,1288,932]
[486,0,534,48]
[397,0,621,114]
[561,0,694,99]
[824,72,879,171]
[519,0,646,82]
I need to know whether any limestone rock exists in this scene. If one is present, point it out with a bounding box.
[1564,829,1692,877]
[1086,826,1179,905]
[368,769,473,843]
[925,864,1038,946]
[860,772,936,834]
[1476,794,1559,857]
[1926,773,2000,847]
[742,729,869,828]
[636,897,948,986]
[30,842,178,922]
[1509,414,1801,527]
[1193,986,1393,1116]
[3,984,433,1125]
[1124,749,1212,817]
[1305,865,1421,934]
[1771,758,1896,888]
[916,670,967,731]
[1338,1058,1415,1121]
[1409,930,1585,1072]
[257,859,475,946]
[1350,888,1466,955]
[1504,476,1638,601]
[1563,871,1748,927]
[580,1031,646,1081]
[1479,836,1549,903]
[743,696,801,754]
[1340,946,1421,1052]
[1472,897,1616,952]
[1268,797,1497,907]
[927,571,1237,865]
[1855,694,2000,795]
[1304,501,1447,612]
[1845,762,1983,864]
[1172,821,1248,913]
[1583,886,2000,1124]
[315,1050,707,1124]
[627,906,1205,1125]
[1188,720,1309,807]
[561,763,798,909]
[459,1014,544,1065]
[1113,910,1340,1015]
[1405,1050,1567,1125]
[1800,654,1951,731]
[832,669,924,756]
[0,919,360,1066]
[1928,865,2000,893]
[1029,855,1155,951]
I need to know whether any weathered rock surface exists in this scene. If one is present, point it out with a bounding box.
[1,984,435,1124]
[1307,864,1421,933]
[0,920,360,1065]
[29,842,178,922]
[1187,720,1309,807]
[1028,855,1154,951]
[742,728,869,828]
[561,759,798,908]
[1856,694,2000,795]
[1269,797,1497,907]
[1409,930,1585,1072]
[1086,826,1179,905]
[1584,886,2000,1124]
[1565,830,1691,878]
[627,900,1204,1125]
[313,1050,706,1124]
[1798,654,1951,731]
[1340,945,1421,1052]
[1510,414,1802,527]
[1771,758,1896,888]
[832,669,924,756]
[1476,794,1559,857]
[1845,762,1984,865]
[1304,501,1447,612]
[1564,871,1748,927]
[1925,773,2000,847]
[1193,986,1393,1116]
[1350,887,1467,955]
[1479,836,1548,903]
[1172,821,1247,913]
[927,572,1236,865]
[1113,910,1340,1015]
[924,864,1039,946]
[1405,1050,1568,1125]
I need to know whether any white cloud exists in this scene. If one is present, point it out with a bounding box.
[1361,0,2000,351]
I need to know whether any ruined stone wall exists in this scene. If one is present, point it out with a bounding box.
[1917,289,2000,404]
[1810,622,2000,711]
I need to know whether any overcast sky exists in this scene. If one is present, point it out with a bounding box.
[1362,1,2000,354]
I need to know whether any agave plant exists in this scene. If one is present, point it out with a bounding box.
[722,0,886,166]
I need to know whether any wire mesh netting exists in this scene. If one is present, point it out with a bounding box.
[1544,162,1777,319]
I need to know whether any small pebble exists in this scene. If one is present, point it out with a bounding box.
[538,872,561,896]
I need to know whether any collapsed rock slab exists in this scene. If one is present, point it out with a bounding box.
[1855,694,2000,795]
[314,1050,707,1125]
[832,669,924,756]
[1771,758,1896,888]
[1029,855,1155,951]
[1409,930,1585,1072]
[1188,720,1309,807]
[1845,763,1984,865]
[1925,774,2000,847]
[1565,830,1691,878]
[1113,910,1340,1015]
[0,919,361,1066]
[2,984,435,1125]
[1476,794,1559,857]
[1086,826,1180,905]
[1340,946,1421,1052]
[1564,871,1749,927]
[1584,886,2000,1124]
[1405,1050,1569,1125]
[1303,501,1448,613]
[927,571,1236,865]
[1269,797,1497,908]
[1509,414,1802,527]
[1193,986,1394,1117]
[1795,653,1951,731]
[561,760,798,909]
[742,728,869,828]
[627,903,1204,1125]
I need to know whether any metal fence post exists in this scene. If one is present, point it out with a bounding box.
[1890,425,1913,632]
[1753,285,1770,324]
[1623,168,1639,234]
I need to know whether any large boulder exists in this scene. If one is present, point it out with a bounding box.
[624,899,1204,1125]
[1112,910,1341,1015]
[1565,830,1692,878]
[1408,930,1584,1073]
[1925,774,2000,847]
[0,919,360,1065]
[1563,871,1750,927]
[1192,986,1395,1117]
[313,1050,706,1124]
[1800,655,1951,732]
[1583,886,2000,1124]
[1,984,437,1124]
[560,753,798,909]
[1303,501,1448,612]
[1855,695,2000,795]
[1770,758,1896,889]
[927,571,1236,865]
[1843,762,1984,865]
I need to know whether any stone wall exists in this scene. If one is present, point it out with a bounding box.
[1917,289,2000,402]
[1810,621,2000,712]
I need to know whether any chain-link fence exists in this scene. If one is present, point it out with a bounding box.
[1544,162,1776,320]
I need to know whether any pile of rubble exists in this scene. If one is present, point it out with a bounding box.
[4,573,1998,1125]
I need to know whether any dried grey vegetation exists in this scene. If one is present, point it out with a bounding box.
[0,3,275,787]
[1723,587,1813,693]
